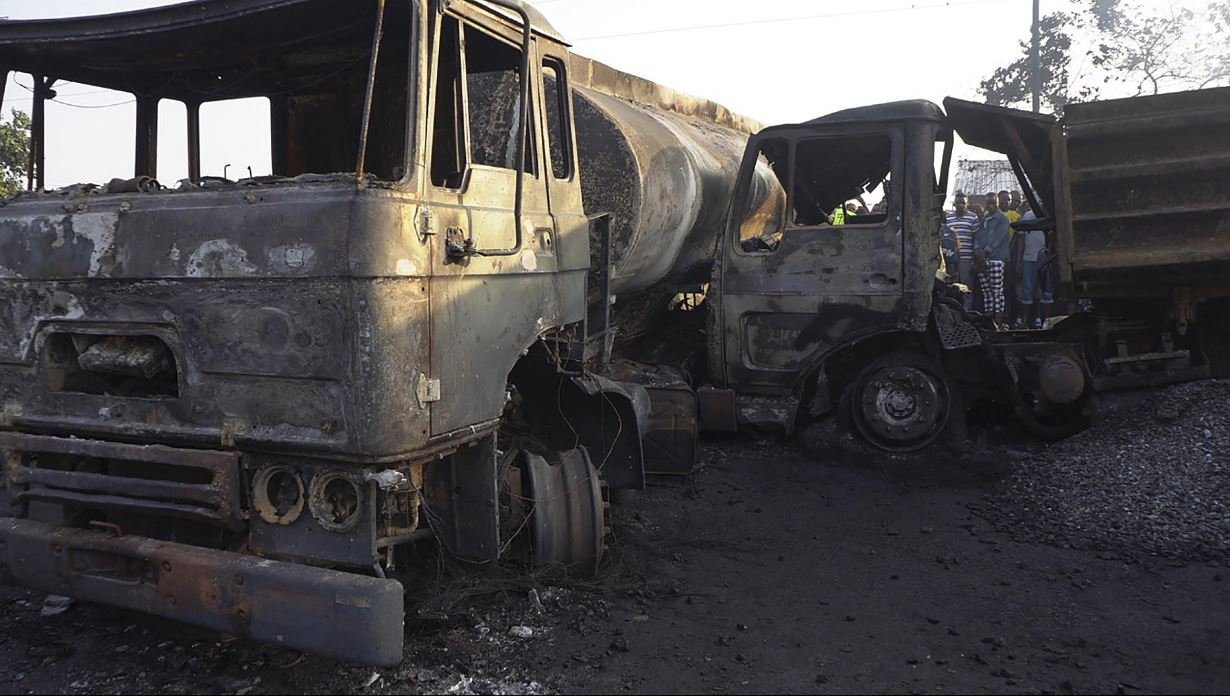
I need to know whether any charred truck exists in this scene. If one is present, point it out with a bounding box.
[699,90,1230,450]
[2,0,1229,668]
[0,0,757,666]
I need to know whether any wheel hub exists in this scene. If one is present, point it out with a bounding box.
[856,365,949,452]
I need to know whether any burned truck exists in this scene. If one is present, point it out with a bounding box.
[0,0,758,665]
[692,90,1230,450]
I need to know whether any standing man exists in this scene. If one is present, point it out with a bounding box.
[945,192,978,286]
[975,191,1011,327]
[1000,190,1022,324]
[1010,190,1024,214]
[1016,210,1055,329]
[1000,190,1021,224]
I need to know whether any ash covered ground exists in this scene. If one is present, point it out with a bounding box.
[1,382,1228,694]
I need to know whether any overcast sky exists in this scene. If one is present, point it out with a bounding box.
[0,0,1195,188]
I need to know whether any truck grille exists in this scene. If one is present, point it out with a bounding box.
[0,432,241,529]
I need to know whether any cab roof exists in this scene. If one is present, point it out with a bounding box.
[0,0,567,102]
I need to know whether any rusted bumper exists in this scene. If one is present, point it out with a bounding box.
[0,518,405,666]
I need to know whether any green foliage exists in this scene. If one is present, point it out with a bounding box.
[0,109,31,198]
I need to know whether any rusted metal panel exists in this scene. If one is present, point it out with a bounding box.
[0,517,405,666]
[1063,87,1230,298]
[1051,121,1077,295]
[1,431,242,529]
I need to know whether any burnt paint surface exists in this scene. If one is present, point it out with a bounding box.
[0,186,441,459]
[713,120,943,395]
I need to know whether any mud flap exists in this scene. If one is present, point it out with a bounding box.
[423,435,500,563]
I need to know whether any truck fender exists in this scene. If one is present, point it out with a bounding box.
[563,373,650,492]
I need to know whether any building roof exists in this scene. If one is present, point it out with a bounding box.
[953,159,1019,199]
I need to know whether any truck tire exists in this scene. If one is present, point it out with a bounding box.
[845,351,958,453]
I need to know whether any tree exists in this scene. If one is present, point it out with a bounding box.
[0,109,31,198]
[1089,0,1230,95]
[980,1,1230,114]
[978,12,1095,115]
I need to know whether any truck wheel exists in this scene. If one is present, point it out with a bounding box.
[522,447,605,577]
[848,352,952,453]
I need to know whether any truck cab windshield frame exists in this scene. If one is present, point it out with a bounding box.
[0,0,421,190]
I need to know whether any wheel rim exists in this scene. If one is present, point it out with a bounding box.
[854,364,950,452]
[523,448,605,576]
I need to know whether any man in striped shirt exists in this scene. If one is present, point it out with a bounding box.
[944,192,979,285]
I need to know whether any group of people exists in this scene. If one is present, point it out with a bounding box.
[940,190,1054,330]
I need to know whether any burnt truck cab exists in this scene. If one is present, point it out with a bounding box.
[0,0,642,665]
[707,100,1094,450]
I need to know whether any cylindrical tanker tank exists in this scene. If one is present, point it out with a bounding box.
[572,86,751,295]
[565,55,777,299]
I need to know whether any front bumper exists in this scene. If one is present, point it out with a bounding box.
[0,518,404,666]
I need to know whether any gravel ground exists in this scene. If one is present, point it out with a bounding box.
[990,380,1230,563]
[3,436,1228,694]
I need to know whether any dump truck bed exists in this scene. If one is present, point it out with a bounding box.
[1058,87,1230,298]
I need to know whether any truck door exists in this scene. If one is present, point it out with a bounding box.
[423,7,561,435]
[712,124,906,393]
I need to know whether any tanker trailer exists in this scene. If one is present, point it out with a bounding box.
[567,58,770,344]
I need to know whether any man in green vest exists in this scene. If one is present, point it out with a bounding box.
[830,205,847,225]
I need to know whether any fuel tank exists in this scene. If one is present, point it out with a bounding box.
[569,57,763,296]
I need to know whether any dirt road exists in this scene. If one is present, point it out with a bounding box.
[1,437,1226,694]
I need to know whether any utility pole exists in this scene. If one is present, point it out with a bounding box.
[1031,0,1041,112]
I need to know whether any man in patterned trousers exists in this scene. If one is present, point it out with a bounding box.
[975,191,1011,328]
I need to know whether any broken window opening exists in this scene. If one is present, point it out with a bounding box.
[430,15,536,189]
[791,134,893,228]
[156,100,188,184]
[2,78,137,190]
[4,0,416,193]
[737,133,894,254]
[737,138,790,254]
[431,15,467,188]
[200,97,273,181]
[543,59,573,180]
[465,25,535,176]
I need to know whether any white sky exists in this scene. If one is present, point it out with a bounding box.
[0,0,1198,188]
